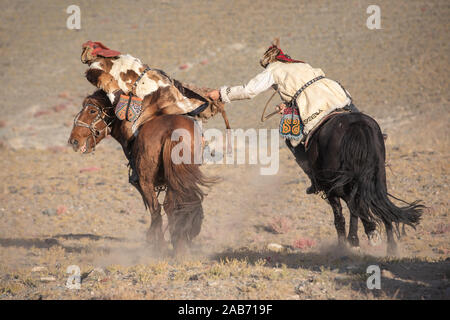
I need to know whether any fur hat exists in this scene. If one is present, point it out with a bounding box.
[81,41,121,64]
[260,38,303,68]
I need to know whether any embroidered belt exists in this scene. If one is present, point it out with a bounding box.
[279,75,325,141]
[288,75,325,108]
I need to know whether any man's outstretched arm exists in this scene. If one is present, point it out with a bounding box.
[207,69,274,102]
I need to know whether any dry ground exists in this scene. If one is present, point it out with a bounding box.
[0,0,448,299]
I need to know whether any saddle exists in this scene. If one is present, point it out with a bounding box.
[304,105,355,149]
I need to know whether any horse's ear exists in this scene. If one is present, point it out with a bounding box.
[272,38,280,48]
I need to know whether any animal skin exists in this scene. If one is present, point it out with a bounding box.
[81,45,217,137]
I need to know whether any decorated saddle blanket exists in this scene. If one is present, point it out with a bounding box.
[115,94,143,122]
[279,105,304,140]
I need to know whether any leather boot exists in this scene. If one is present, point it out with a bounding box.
[124,140,139,187]
[128,163,139,187]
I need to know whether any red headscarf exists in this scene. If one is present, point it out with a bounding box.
[82,41,121,58]
[269,45,304,63]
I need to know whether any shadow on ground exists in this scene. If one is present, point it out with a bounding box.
[213,247,450,299]
[0,233,123,253]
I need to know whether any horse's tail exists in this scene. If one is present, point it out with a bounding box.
[339,121,423,230]
[162,131,218,243]
[162,133,216,204]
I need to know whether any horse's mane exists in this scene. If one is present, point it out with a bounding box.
[85,89,112,109]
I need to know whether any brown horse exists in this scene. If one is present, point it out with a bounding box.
[68,90,214,256]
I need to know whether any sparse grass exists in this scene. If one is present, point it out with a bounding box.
[431,223,450,235]
[293,238,316,250]
[206,262,230,279]
[268,217,291,234]
[0,48,448,300]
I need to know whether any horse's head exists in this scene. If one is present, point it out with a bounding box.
[68,90,115,154]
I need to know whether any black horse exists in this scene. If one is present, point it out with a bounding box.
[287,112,423,255]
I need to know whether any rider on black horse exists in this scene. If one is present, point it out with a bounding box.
[207,39,358,194]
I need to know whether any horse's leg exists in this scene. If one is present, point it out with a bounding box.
[375,150,397,254]
[364,220,381,246]
[346,198,380,247]
[131,136,166,251]
[163,188,183,255]
[186,197,204,246]
[328,197,346,245]
[165,191,203,257]
[139,180,165,250]
[347,214,360,247]
[385,221,398,256]
[349,214,381,247]
[344,198,360,247]
[163,188,189,257]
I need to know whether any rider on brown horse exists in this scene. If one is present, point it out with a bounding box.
[207,39,358,194]
[80,41,231,185]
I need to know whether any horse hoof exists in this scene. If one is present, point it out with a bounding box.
[347,236,360,247]
[386,243,399,256]
[172,235,190,258]
[337,238,348,249]
[146,231,165,251]
[173,244,189,259]
[351,246,361,253]
[367,230,381,246]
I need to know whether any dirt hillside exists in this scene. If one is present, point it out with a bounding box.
[0,0,448,299]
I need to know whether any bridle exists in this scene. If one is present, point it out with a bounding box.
[73,102,115,151]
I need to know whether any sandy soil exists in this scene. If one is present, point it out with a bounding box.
[0,0,448,299]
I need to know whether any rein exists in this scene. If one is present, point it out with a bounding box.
[261,76,325,123]
[73,103,115,151]
[260,91,278,122]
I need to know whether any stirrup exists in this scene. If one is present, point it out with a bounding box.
[129,172,139,186]
[128,161,139,187]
